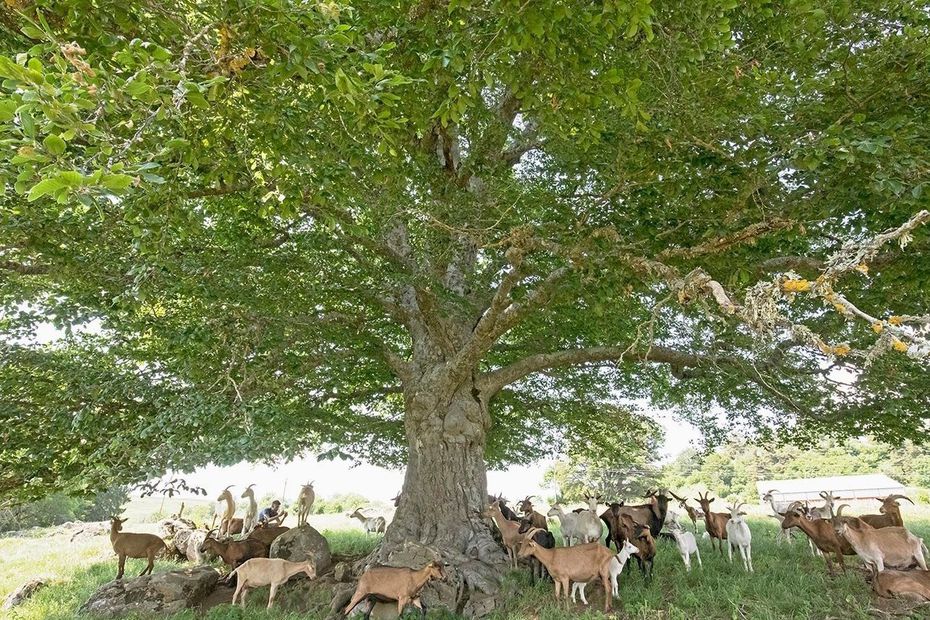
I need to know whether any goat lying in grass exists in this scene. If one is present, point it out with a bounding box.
[832,506,928,576]
[229,558,316,608]
[872,570,930,601]
[109,517,168,580]
[343,561,446,619]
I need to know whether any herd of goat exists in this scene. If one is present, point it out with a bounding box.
[478,489,930,611]
[99,485,930,617]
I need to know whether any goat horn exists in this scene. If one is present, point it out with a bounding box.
[835,504,849,517]
[247,483,255,489]
[887,494,914,505]
[224,485,234,490]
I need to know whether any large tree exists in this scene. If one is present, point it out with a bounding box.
[2,0,929,612]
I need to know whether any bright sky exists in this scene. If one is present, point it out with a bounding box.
[178,409,700,504]
[25,320,703,503]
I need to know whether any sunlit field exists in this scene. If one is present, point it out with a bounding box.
[3,503,930,619]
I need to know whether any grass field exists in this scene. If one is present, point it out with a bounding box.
[2,506,930,619]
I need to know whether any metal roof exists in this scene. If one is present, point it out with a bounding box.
[756,474,905,501]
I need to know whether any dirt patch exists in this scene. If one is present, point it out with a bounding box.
[868,595,930,618]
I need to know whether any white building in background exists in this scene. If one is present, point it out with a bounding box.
[756,473,906,504]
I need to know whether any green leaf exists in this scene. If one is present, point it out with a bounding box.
[101,173,134,191]
[57,170,83,187]
[26,177,64,201]
[43,133,66,155]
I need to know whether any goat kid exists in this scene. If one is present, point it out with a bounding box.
[666,520,702,571]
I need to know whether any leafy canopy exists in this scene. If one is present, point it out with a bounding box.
[1,0,929,503]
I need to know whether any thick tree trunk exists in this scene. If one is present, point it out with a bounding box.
[333,378,507,618]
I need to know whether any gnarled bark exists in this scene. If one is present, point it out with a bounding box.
[334,377,507,618]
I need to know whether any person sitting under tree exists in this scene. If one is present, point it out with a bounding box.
[257,500,288,526]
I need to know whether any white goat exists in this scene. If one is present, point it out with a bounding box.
[348,508,387,535]
[724,502,753,572]
[241,484,258,534]
[229,558,316,609]
[667,520,702,571]
[547,505,581,546]
[577,499,605,544]
[570,539,639,605]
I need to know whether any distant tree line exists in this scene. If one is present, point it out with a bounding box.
[545,438,930,504]
[0,486,129,532]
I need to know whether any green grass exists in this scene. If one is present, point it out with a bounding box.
[2,516,929,619]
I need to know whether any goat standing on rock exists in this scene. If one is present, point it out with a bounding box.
[241,484,258,534]
[297,482,315,527]
[217,486,243,536]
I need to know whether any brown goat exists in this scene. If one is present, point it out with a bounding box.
[343,561,446,619]
[859,494,913,529]
[873,570,930,601]
[199,530,269,570]
[247,525,289,546]
[517,496,548,531]
[482,501,523,569]
[517,540,616,612]
[694,492,730,553]
[668,491,700,533]
[619,514,656,582]
[109,517,168,580]
[780,507,855,574]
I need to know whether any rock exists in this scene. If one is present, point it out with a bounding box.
[462,591,497,618]
[270,525,332,573]
[333,562,352,583]
[69,522,109,542]
[3,579,45,609]
[79,566,220,617]
[168,529,208,563]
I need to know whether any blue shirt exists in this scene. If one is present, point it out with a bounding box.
[258,506,280,522]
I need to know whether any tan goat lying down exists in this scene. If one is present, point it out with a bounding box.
[228,558,317,609]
